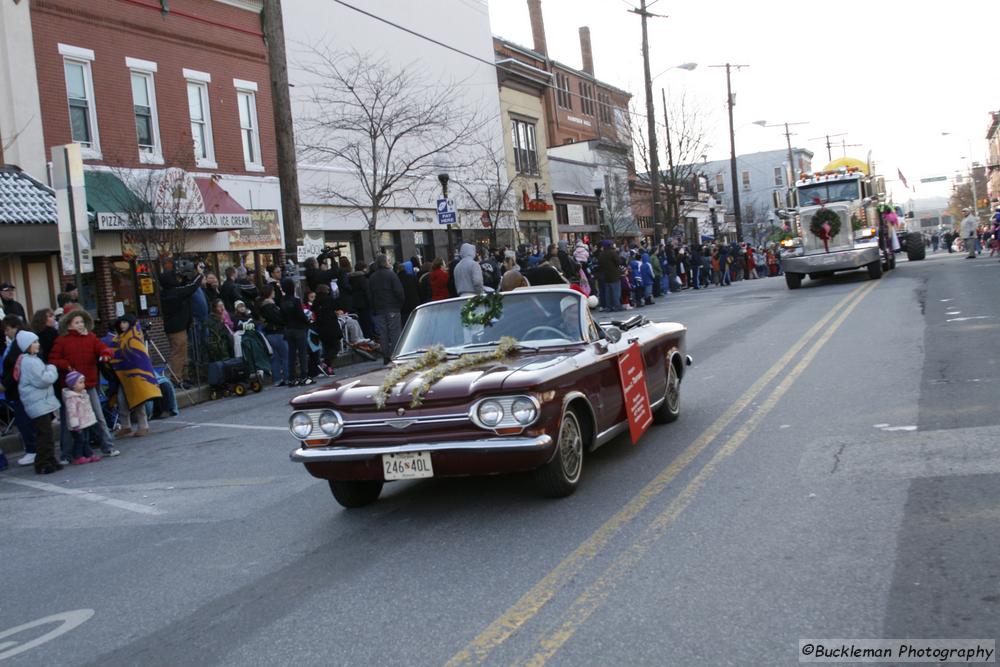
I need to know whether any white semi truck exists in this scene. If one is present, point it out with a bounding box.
[778,160,912,290]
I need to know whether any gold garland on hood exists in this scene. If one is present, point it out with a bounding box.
[372,337,519,409]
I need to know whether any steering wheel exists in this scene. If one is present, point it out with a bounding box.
[523,325,567,340]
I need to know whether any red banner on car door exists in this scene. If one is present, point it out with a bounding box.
[618,342,653,444]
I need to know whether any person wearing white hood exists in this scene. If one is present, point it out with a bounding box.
[14,330,62,474]
[453,243,484,296]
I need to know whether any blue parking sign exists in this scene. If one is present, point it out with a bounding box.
[436,198,456,225]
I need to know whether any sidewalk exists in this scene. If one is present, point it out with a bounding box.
[0,352,385,460]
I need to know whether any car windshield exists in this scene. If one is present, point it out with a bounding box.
[396,291,585,356]
[797,180,860,206]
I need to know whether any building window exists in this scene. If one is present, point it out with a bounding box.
[583,206,599,226]
[512,118,538,175]
[235,80,263,171]
[714,174,725,193]
[127,61,162,164]
[556,204,568,226]
[598,92,613,124]
[741,170,751,190]
[185,72,216,168]
[579,82,594,116]
[60,44,100,159]
[379,231,403,265]
[556,73,572,110]
[774,166,783,186]
[413,231,435,262]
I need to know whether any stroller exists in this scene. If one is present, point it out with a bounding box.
[207,322,271,400]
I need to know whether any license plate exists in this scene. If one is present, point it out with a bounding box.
[382,452,434,480]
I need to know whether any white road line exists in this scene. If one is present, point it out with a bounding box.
[173,420,287,431]
[1,477,163,516]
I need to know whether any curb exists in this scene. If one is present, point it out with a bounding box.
[0,353,382,459]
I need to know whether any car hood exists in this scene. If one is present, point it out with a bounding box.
[291,351,576,410]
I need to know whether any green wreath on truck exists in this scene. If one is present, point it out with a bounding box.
[810,208,841,252]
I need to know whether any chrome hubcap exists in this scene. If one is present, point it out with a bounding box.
[666,362,679,413]
[559,413,583,482]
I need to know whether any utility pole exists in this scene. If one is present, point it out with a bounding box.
[261,0,303,260]
[661,88,677,237]
[630,0,666,246]
[808,132,847,163]
[710,63,747,243]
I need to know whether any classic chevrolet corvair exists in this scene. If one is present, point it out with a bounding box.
[288,288,691,508]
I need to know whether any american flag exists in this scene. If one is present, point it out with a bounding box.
[897,168,909,189]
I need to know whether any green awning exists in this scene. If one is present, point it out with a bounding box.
[85,171,149,218]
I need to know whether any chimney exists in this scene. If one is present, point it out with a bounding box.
[579,27,594,75]
[527,0,547,56]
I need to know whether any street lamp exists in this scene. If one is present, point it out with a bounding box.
[652,61,697,81]
[755,120,808,210]
[438,173,456,259]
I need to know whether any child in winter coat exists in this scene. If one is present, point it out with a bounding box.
[640,253,655,305]
[62,370,100,464]
[14,331,62,474]
[48,310,118,458]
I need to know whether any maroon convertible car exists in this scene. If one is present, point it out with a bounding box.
[288,288,691,508]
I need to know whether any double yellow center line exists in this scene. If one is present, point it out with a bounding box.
[446,280,879,667]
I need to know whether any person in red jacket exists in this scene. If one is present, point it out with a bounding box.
[48,310,119,457]
[428,258,451,301]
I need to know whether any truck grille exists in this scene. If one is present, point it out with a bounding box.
[801,208,853,253]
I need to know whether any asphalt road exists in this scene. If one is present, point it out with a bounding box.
[2,249,998,666]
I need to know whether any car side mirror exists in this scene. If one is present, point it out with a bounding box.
[604,326,622,344]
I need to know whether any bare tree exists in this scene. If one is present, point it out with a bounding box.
[453,136,518,251]
[295,47,487,259]
[663,92,714,231]
[630,94,715,236]
[600,168,635,242]
[742,200,774,246]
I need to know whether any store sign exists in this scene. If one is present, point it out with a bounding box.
[229,210,282,250]
[96,212,251,231]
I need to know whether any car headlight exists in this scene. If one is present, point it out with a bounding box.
[318,410,343,438]
[290,412,313,439]
[511,397,538,425]
[477,400,503,427]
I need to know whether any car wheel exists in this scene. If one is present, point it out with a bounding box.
[249,378,263,393]
[906,232,926,261]
[785,272,802,290]
[233,383,247,396]
[653,359,681,424]
[867,260,883,280]
[328,480,384,508]
[534,408,584,498]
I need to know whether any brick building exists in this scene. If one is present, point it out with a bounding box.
[1,0,282,352]
[504,0,632,243]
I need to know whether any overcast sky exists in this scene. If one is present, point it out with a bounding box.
[488,0,1000,205]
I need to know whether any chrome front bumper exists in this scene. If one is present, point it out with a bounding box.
[782,246,879,274]
[290,434,554,463]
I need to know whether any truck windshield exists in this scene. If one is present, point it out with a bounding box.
[797,180,860,206]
